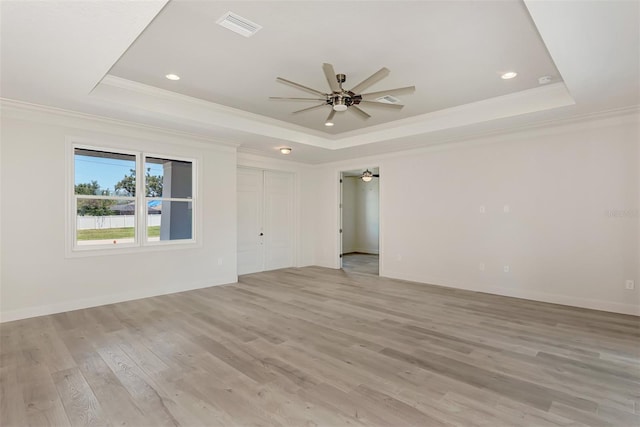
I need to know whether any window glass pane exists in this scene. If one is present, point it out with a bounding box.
[145,157,192,198]
[76,199,136,246]
[75,148,136,196]
[147,200,192,241]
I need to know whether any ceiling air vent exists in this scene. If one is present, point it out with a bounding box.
[375,95,400,104]
[216,12,262,37]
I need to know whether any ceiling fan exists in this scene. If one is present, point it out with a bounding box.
[361,169,379,182]
[270,63,415,126]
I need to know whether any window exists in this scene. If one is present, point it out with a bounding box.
[72,146,195,251]
[144,156,193,242]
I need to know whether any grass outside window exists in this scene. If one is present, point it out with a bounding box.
[77,226,160,241]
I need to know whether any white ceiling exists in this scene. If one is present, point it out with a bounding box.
[109,0,560,135]
[1,1,638,164]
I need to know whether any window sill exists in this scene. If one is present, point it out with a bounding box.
[65,239,201,258]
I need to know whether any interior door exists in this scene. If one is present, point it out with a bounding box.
[264,171,294,271]
[237,168,294,275]
[237,168,264,275]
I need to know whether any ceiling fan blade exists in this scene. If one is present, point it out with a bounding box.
[361,86,416,101]
[292,103,327,114]
[276,77,326,97]
[326,109,336,122]
[322,63,341,92]
[359,100,405,109]
[349,105,371,119]
[350,67,390,94]
[269,97,326,101]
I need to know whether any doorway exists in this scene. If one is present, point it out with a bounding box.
[340,167,380,275]
[237,167,295,275]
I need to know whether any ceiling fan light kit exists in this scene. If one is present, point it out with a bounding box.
[270,63,415,127]
[361,169,377,182]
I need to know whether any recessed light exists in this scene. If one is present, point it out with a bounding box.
[501,71,518,80]
[324,121,334,127]
[165,74,180,81]
[279,147,292,155]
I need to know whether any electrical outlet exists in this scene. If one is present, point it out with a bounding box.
[625,280,635,290]
[479,262,485,271]
[396,254,402,261]
[217,258,223,266]
[479,205,486,214]
[503,265,510,273]
[503,205,510,213]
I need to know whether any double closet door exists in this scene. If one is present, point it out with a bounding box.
[237,168,294,275]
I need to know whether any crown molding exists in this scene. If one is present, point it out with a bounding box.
[94,76,577,151]
[95,75,337,149]
[334,82,576,148]
[0,98,241,152]
[3,96,636,166]
[316,104,640,168]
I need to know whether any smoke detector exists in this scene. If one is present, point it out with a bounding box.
[538,75,553,85]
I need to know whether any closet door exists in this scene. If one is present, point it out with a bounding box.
[264,171,294,271]
[237,168,294,275]
[237,168,264,275]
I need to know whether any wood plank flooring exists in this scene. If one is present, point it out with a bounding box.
[1,266,639,426]
[342,253,379,276]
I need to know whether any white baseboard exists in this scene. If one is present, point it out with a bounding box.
[0,275,238,323]
[382,270,640,316]
[344,248,379,255]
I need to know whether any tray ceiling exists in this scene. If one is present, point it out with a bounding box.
[109,0,561,134]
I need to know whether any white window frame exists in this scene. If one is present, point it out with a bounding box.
[143,152,197,247]
[67,142,198,257]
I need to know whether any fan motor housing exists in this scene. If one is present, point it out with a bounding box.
[330,92,360,110]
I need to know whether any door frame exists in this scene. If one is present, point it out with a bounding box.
[236,166,297,274]
[336,165,382,274]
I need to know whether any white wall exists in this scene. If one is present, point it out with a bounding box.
[342,176,379,254]
[0,103,238,321]
[313,112,640,315]
[2,102,637,320]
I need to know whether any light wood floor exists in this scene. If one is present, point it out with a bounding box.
[1,267,639,427]
[342,253,379,276]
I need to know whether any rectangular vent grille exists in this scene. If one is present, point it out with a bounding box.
[216,12,262,37]
[376,95,400,104]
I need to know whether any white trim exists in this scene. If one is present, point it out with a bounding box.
[383,270,640,316]
[2,98,637,166]
[142,151,198,246]
[345,249,380,255]
[1,98,241,151]
[66,141,201,257]
[95,75,334,148]
[0,275,238,323]
[75,195,136,200]
[314,106,640,170]
[69,143,141,252]
[94,76,576,150]
[145,197,192,202]
[337,164,383,271]
[236,166,298,272]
